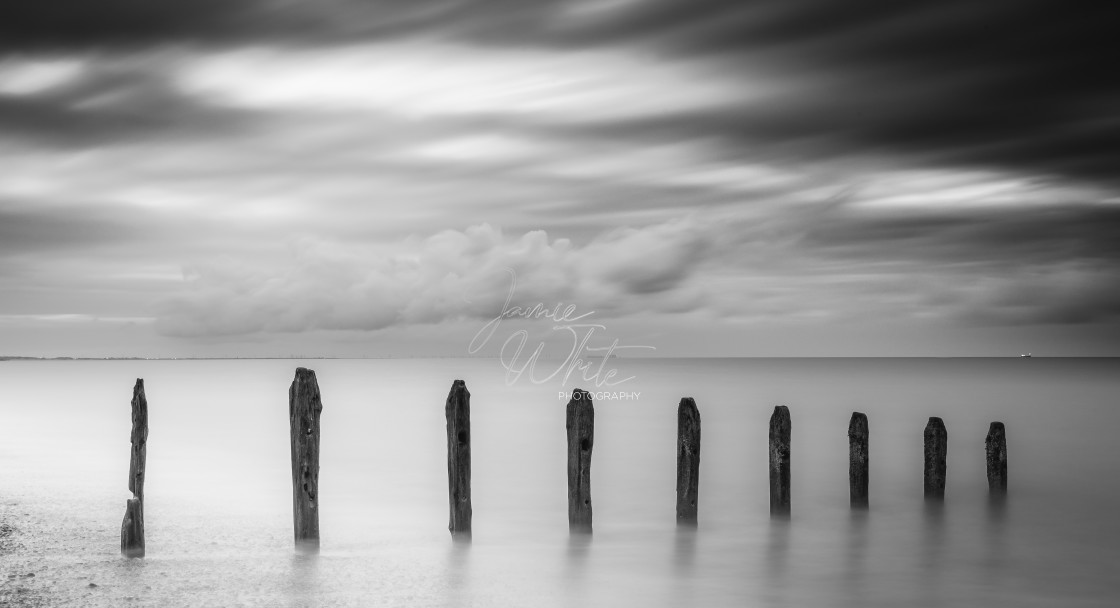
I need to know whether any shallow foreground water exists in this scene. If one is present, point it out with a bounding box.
[2,357,1119,607]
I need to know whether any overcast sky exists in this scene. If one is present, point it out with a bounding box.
[1,0,1117,357]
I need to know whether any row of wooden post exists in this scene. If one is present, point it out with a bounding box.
[467,386,1009,533]
[118,369,1009,556]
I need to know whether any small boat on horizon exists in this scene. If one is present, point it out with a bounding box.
[1020,353,1032,358]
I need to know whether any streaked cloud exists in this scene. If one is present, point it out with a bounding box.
[0,0,1115,356]
[177,44,754,123]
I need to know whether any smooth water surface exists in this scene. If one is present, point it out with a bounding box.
[1,358,1119,606]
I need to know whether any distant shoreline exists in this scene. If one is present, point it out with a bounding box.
[3,355,1119,361]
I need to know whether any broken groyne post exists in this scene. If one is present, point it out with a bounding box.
[121,378,147,558]
[923,417,947,500]
[121,498,144,558]
[566,389,594,533]
[849,412,869,509]
[289,367,323,549]
[985,422,1007,497]
[676,397,701,525]
[769,405,791,517]
[446,379,472,538]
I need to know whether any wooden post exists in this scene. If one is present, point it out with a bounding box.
[121,498,144,558]
[676,397,701,525]
[985,422,1007,496]
[121,378,147,558]
[923,417,947,500]
[289,367,323,549]
[446,379,472,538]
[566,389,594,533]
[769,405,791,516]
[848,412,869,509]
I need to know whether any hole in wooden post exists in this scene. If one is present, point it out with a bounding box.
[580,439,590,451]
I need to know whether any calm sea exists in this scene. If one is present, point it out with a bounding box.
[1,358,1119,607]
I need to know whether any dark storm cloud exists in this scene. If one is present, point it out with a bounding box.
[0,0,463,50]
[2,0,1116,353]
[2,1,1113,185]
[792,201,1120,325]
[0,59,254,144]
[599,0,1116,188]
[581,0,1116,187]
[0,0,271,49]
[0,202,135,254]
[0,197,240,262]
[406,0,1117,189]
[801,203,1120,265]
[973,273,1120,325]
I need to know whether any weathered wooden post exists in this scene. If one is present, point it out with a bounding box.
[566,389,594,533]
[121,498,144,558]
[289,367,322,549]
[985,422,1007,496]
[769,405,791,516]
[446,379,472,538]
[848,412,869,509]
[923,417,947,500]
[676,397,701,525]
[121,378,147,558]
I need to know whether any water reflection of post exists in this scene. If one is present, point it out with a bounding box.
[286,552,320,608]
[983,487,1009,583]
[118,550,148,593]
[763,518,791,607]
[673,525,698,573]
[919,499,947,606]
[562,533,592,605]
[565,533,591,571]
[443,539,472,604]
[842,510,870,602]
[669,526,699,607]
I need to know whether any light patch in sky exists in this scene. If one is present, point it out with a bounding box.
[409,134,544,164]
[0,57,86,95]
[849,168,1112,210]
[0,314,154,325]
[560,0,651,20]
[539,144,815,195]
[176,44,756,122]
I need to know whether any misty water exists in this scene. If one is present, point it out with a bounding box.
[2,358,1119,606]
